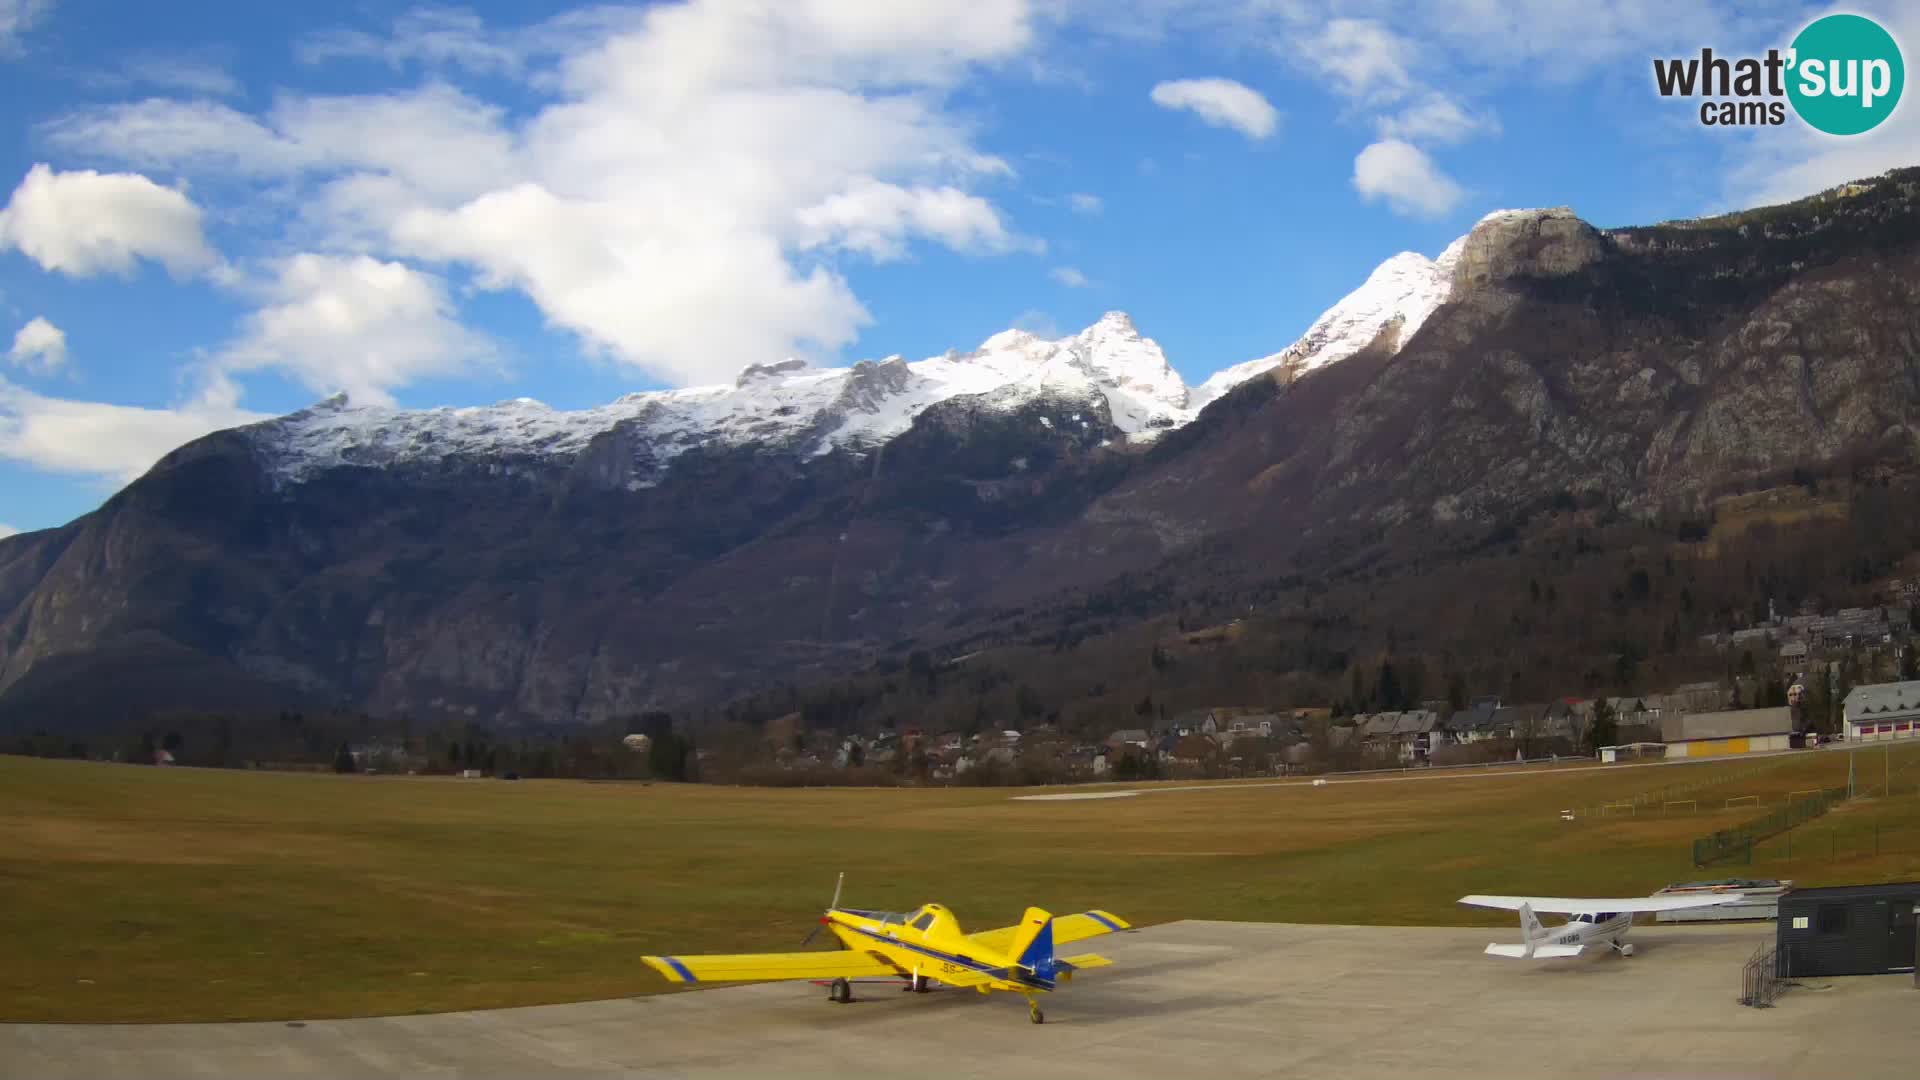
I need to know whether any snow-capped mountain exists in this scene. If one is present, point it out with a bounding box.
[1189,240,1466,410]
[14,170,1920,734]
[247,225,1492,486]
[251,311,1197,486]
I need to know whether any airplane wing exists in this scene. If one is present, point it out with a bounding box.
[1459,893,1745,915]
[967,910,1131,953]
[642,950,901,985]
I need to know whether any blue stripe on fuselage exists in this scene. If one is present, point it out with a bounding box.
[840,923,1053,988]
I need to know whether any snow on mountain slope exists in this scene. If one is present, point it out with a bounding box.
[249,312,1194,485]
[1189,239,1465,410]
[246,219,1501,485]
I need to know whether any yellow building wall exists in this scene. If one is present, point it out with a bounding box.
[1674,737,1751,758]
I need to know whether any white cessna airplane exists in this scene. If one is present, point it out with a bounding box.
[1458,892,1747,959]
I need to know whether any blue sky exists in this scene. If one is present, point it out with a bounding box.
[0,0,1914,534]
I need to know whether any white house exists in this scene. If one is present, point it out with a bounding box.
[1843,680,1920,743]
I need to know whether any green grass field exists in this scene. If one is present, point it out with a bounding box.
[4,748,1919,1023]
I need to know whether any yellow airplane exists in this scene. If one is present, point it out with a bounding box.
[642,876,1131,1023]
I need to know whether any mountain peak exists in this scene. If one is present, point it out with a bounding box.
[1190,240,1458,409]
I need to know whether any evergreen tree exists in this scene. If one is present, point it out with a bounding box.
[333,742,355,774]
[1584,697,1617,756]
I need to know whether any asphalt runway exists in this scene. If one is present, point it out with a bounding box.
[4,921,1912,1079]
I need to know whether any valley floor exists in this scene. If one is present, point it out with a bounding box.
[3,750,1918,1023]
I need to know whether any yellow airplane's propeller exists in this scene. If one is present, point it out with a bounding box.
[800,871,845,948]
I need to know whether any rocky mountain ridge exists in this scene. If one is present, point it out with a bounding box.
[3,169,1918,731]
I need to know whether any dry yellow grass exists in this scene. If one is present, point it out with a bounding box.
[2,747,1917,1022]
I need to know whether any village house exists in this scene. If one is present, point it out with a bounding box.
[1351,712,1393,754]
[1777,639,1810,666]
[1491,704,1549,749]
[1440,703,1500,747]
[1220,713,1280,747]
[1392,709,1439,762]
[1843,679,1920,743]
[1169,733,1219,769]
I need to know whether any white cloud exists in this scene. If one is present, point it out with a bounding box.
[1307,18,1415,104]
[47,86,513,202]
[297,7,526,75]
[1050,265,1092,287]
[100,53,244,97]
[54,1,1039,388]
[1353,139,1464,218]
[0,163,219,278]
[46,100,303,178]
[1150,77,1279,140]
[218,253,496,407]
[0,372,267,485]
[7,316,66,373]
[795,180,1032,261]
[1068,191,1103,214]
[0,0,52,56]
[0,522,19,539]
[1376,92,1499,145]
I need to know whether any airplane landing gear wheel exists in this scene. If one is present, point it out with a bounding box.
[829,978,853,1004]
[910,974,931,993]
[1620,943,1635,957]
[1028,1002,1044,1024]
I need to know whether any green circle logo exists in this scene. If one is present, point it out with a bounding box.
[1787,13,1904,135]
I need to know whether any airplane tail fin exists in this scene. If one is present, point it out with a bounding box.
[1516,902,1544,958]
[1005,907,1056,974]
[1518,902,1542,939]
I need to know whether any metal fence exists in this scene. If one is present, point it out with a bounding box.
[1739,943,1784,1008]
[1691,785,1849,867]
[1751,822,1911,864]
[1570,758,1787,820]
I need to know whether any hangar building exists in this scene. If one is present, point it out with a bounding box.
[1659,707,1793,758]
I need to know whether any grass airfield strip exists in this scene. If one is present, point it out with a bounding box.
[1,748,1917,1023]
